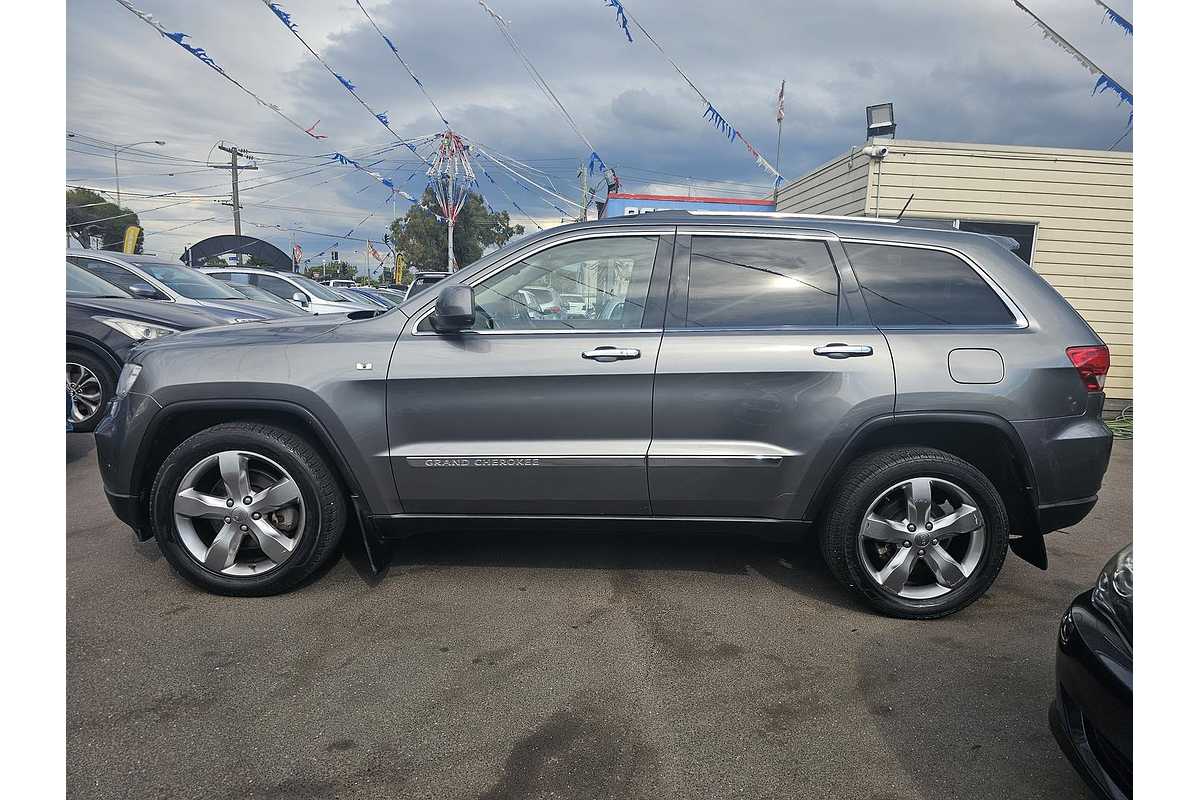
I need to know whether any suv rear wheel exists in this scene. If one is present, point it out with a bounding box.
[149,422,346,596]
[820,447,1008,619]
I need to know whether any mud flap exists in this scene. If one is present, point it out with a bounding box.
[349,496,393,576]
[1009,533,1048,570]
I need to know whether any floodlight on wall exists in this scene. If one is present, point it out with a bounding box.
[866,103,896,138]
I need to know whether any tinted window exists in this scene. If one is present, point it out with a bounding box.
[71,258,169,300]
[66,262,131,298]
[418,236,658,331]
[845,243,1016,326]
[685,237,839,328]
[128,261,244,300]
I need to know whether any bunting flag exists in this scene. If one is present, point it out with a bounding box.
[111,0,325,139]
[479,1,614,188]
[597,1,782,181]
[1009,1,1131,108]
[605,1,633,43]
[1093,0,1132,35]
[259,2,431,164]
[354,0,451,127]
[367,241,385,264]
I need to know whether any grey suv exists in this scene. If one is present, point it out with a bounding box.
[94,212,1112,618]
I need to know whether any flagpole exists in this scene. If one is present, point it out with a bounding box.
[773,80,785,205]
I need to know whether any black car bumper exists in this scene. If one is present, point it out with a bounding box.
[1050,590,1132,800]
[94,390,160,540]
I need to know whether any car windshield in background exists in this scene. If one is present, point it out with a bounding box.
[66,262,132,298]
[290,275,347,302]
[130,261,244,300]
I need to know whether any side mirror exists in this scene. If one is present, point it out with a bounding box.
[129,282,157,299]
[431,285,475,332]
[290,291,310,308]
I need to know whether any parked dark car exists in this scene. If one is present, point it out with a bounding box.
[403,271,452,300]
[95,212,1112,609]
[1051,543,1132,800]
[67,262,226,432]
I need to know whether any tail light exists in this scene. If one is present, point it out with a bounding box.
[1066,345,1110,392]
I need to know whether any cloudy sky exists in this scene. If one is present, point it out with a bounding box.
[66,0,1133,268]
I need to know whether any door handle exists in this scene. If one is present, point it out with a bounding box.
[813,343,873,359]
[582,346,641,362]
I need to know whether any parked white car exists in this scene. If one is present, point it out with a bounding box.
[199,267,375,314]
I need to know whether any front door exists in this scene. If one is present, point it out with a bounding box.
[649,230,896,519]
[386,229,673,515]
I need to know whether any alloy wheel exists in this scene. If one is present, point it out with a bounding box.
[173,450,306,577]
[66,362,104,423]
[857,477,986,600]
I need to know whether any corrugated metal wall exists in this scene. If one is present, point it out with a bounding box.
[777,139,1132,399]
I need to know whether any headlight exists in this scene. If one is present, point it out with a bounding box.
[1092,544,1132,641]
[94,316,178,341]
[115,364,142,398]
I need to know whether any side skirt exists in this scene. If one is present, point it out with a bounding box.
[368,513,812,543]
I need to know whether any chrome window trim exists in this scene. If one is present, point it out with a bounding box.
[838,237,1029,329]
[409,227,674,337]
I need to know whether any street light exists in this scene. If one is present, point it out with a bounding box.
[113,140,166,208]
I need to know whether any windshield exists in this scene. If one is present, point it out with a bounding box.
[290,274,348,302]
[129,260,244,300]
[66,262,132,298]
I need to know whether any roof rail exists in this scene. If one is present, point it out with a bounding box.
[681,210,898,223]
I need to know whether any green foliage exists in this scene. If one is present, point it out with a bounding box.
[388,189,524,272]
[66,188,143,253]
[303,261,356,281]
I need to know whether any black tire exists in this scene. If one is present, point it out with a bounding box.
[149,422,346,596]
[819,447,1009,619]
[66,348,115,433]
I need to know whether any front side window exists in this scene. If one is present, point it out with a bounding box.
[253,274,302,300]
[71,257,169,300]
[684,237,840,328]
[844,243,1016,326]
[128,261,244,300]
[421,235,659,331]
[66,262,131,298]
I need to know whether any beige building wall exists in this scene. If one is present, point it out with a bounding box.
[776,139,1132,400]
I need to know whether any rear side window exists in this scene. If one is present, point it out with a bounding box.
[844,243,1016,326]
[684,237,839,328]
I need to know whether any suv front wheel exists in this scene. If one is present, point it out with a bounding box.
[820,447,1009,619]
[150,422,346,596]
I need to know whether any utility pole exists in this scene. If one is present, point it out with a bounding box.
[211,143,258,264]
[578,162,589,223]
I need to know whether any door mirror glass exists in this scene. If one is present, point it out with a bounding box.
[290,291,310,307]
[431,285,476,332]
[128,282,158,299]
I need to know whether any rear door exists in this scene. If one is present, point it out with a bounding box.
[648,228,895,519]
[386,228,674,515]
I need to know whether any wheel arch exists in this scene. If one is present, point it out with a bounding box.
[132,399,366,515]
[805,412,1045,567]
[66,333,122,377]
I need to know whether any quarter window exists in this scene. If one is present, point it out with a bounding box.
[844,243,1016,326]
[683,237,839,328]
[421,235,659,331]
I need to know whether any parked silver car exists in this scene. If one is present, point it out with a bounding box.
[69,252,293,323]
[96,211,1112,617]
[199,266,374,314]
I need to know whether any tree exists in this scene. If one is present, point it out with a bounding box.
[388,188,524,273]
[66,188,144,253]
[303,261,356,282]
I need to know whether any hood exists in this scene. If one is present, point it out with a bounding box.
[130,310,359,357]
[66,297,227,330]
[192,299,297,321]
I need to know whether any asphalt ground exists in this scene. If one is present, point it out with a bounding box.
[66,434,1131,800]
